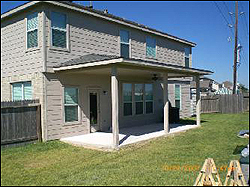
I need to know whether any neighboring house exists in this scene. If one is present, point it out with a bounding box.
[190,76,220,97]
[1,1,212,147]
[190,76,220,116]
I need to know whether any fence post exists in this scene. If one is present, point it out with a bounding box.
[36,105,42,142]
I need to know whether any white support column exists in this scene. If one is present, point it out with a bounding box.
[111,66,119,149]
[163,73,169,134]
[195,75,201,126]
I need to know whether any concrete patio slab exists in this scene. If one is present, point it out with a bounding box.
[60,123,199,151]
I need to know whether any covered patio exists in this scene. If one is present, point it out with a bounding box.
[54,54,212,150]
[60,122,199,150]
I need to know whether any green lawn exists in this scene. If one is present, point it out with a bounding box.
[1,113,249,186]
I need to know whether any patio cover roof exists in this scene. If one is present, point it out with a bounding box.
[53,54,213,77]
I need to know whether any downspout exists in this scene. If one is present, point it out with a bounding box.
[41,9,48,141]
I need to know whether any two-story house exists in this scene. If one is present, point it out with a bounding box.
[1,1,212,148]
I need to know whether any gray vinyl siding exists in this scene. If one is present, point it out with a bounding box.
[43,4,192,72]
[45,73,112,140]
[1,7,44,78]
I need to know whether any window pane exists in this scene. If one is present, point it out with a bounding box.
[27,12,38,31]
[175,100,180,109]
[24,82,32,100]
[146,101,153,114]
[52,29,66,48]
[175,85,180,100]
[124,103,132,116]
[123,83,132,102]
[27,30,38,48]
[135,84,143,101]
[136,102,143,115]
[121,43,129,58]
[64,88,78,105]
[146,37,156,57]
[13,83,22,101]
[145,84,153,101]
[120,30,129,43]
[65,106,78,122]
[185,57,189,67]
[51,12,66,29]
[185,48,190,57]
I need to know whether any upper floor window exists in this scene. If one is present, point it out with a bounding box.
[64,87,79,122]
[120,30,130,58]
[12,82,32,101]
[51,12,67,48]
[27,13,38,49]
[175,84,181,109]
[185,48,190,67]
[146,37,156,58]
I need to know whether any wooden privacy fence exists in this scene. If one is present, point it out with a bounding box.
[1,99,42,146]
[201,94,247,114]
[243,93,249,112]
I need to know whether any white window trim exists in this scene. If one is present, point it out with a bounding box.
[25,12,40,52]
[63,86,81,125]
[49,11,70,52]
[119,29,131,58]
[175,84,182,110]
[12,81,32,101]
[146,36,157,59]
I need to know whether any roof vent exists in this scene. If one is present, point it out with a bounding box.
[104,9,108,14]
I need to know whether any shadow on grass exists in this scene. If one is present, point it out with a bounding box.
[233,145,247,155]
[179,119,207,125]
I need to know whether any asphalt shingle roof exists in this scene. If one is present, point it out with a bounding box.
[54,54,120,68]
[54,53,213,75]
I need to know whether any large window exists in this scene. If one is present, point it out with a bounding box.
[175,84,181,109]
[123,83,132,116]
[135,84,144,115]
[185,48,190,67]
[146,37,156,58]
[64,87,79,122]
[51,12,67,48]
[27,12,38,49]
[120,30,130,58]
[145,84,153,114]
[12,82,32,101]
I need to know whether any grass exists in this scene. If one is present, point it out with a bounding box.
[1,113,249,186]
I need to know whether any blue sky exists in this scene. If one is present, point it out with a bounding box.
[1,1,249,88]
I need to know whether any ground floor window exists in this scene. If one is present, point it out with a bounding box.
[123,83,153,116]
[175,84,181,109]
[145,84,153,114]
[123,83,132,116]
[12,81,32,101]
[64,87,79,122]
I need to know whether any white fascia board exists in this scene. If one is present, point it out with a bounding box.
[1,1,40,19]
[122,59,212,75]
[53,58,124,71]
[54,57,212,75]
